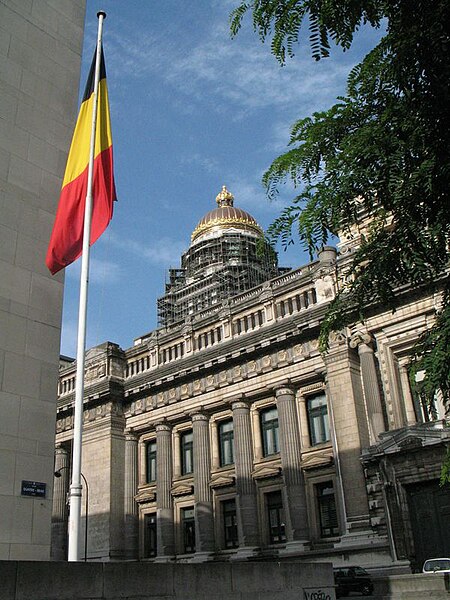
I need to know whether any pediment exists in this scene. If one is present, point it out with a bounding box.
[252,464,282,480]
[171,482,194,497]
[210,473,235,489]
[302,449,334,470]
[365,422,449,458]
[135,488,156,504]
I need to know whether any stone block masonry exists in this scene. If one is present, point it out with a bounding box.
[0,560,336,600]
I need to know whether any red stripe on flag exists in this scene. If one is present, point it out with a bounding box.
[46,146,115,275]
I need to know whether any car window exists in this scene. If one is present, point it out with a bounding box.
[354,567,369,575]
[424,559,450,572]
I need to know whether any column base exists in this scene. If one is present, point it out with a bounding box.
[154,555,175,563]
[230,546,260,561]
[279,539,310,556]
[336,524,379,548]
[190,551,215,563]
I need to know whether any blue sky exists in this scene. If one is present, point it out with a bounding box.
[60,0,383,357]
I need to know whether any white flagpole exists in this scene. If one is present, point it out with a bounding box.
[67,10,106,562]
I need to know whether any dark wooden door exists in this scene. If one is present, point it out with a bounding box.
[407,480,450,568]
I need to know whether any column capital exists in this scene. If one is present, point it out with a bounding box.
[124,428,138,441]
[274,382,294,398]
[349,331,373,350]
[231,395,251,411]
[191,411,209,423]
[155,420,172,433]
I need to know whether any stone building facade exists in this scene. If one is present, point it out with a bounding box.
[52,188,449,570]
[0,0,85,560]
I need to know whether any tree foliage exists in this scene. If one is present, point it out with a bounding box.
[230,1,450,427]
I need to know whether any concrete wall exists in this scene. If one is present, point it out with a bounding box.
[0,561,336,600]
[0,1,86,559]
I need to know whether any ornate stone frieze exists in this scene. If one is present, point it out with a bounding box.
[125,337,323,417]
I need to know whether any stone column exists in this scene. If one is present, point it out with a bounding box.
[232,399,259,559]
[51,445,69,560]
[324,332,373,546]
[124,430,139,559]
[156,422,174,560]
[210,420,220,470]
[192,412,215,560]
[297,394,310,450]
[398,360,418,425]
[173,430,181,479]
[275,386,310,554]
[350,333,385,443]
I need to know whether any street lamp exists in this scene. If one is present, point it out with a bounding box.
[54,467,89,562]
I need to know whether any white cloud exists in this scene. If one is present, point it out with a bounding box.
[108,231,186,267]
[181,152,220,174]
[105,11,355,119]
[65,257,123,285]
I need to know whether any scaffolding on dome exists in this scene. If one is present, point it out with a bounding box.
[157,231,285,328]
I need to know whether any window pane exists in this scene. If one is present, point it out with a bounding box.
[223,499,238,548]
[316,481,339,537]
[307,394,330,445]
[261,407,279,457]
[146,441,157,483]
[144,513,157,557]
[181,431,193,475]
[219,420,234,466]
[266,491,286,544]
[182,507,195,553]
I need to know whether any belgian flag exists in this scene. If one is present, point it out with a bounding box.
[46,45,116,275]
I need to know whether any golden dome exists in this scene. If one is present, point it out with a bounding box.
[191,186,263,243]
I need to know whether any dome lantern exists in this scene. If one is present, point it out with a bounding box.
[191,185,263,243]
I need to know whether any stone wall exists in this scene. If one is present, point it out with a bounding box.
[0,0,85,560]
[0,560,336,600]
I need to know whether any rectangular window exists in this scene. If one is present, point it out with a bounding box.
[261,407,279,456]
[222,499,238,548]
[143,513,157,557]
[181,430,193,475]
[146,441,157,483]
[219,420,234,466]
[316,481,339,537]
[307,394,330,445]
[182,507,195,553]
[267,490,286,544]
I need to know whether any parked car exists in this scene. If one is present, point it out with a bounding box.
[422,558,450,574]
[333,566,374,597]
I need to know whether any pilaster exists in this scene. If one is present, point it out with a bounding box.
[350,332,386,443]
[275,385,310,554]
[51,445,69,560]
[124,430,139,560]
[324,332,373,545]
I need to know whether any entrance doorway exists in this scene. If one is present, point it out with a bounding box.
[407,480,450,569]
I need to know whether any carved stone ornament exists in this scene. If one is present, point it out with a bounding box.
[210,474,235,489]
[171,482,194,497]
[328,330,349,348]
[135,489,156,504]
[301,449,334,470]
[314,274,336,304]
[349,331,372,349]
[252,464,282,480]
